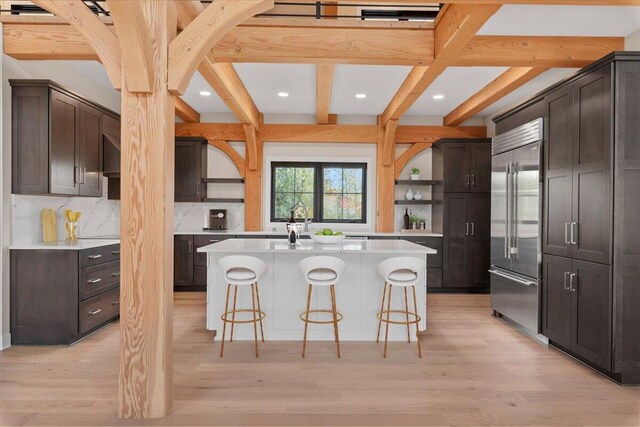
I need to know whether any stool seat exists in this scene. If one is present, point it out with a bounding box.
[307,268,337,283]
[388,269,417,284]
[226,267,256,282]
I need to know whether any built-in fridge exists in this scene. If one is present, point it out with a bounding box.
[490,118,543,334]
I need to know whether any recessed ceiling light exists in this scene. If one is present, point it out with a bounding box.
[199,91,211,96]
[433,94,445,100]
[278,92,289,98]
[355,93,367,99]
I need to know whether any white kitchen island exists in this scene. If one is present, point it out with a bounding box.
[198,238,437,341]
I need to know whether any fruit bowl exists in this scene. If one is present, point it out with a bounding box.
[310,233,346,244]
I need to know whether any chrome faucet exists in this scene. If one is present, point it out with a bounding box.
[293,203,311,232]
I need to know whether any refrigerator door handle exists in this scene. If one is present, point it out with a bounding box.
[505,163,511,259]
[489,269,536,287]
[511,162,518,258]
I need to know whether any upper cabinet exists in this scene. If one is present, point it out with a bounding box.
[10,80,118,197]
[175,137,208,202]
[433,140,492,193]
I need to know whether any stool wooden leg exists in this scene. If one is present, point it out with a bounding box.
[255,282,265,343]
[220,283,231,358]
[384,284,392,358]
[412,285,422,359]
[230,285,238,342]
[376,282,387,343]
[404,287,411,343]
[330,285,340,358]
[250,283,259,358]
[302,284,312,358]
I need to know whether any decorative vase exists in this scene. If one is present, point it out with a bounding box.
[405,188,414,200]
[414,190,423,201]
[410,173,420,181]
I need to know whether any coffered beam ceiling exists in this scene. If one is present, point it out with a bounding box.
[380,3,502,126]
[444,67,547,126]
[175,0,264,129]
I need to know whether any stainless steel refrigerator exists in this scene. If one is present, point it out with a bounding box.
[490,118,543,333]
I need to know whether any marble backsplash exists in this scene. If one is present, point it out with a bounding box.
[11,180,245,244]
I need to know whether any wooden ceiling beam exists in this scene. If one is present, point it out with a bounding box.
[394,143,432,180]
[437,0,640,4]
[175,123,486,144]
[380,4,501,126]
[168,0,274,95]
[444,67,547,126]
[108,1,153,93]
[30,0,121,89]
[316,64,335,124]
[381,120,399,166]
[174,96,201,123]
[176,1,262,129]
[243,124,259,171]
[455,35,625,67]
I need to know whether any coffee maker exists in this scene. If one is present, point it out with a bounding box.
[207,209,227,230]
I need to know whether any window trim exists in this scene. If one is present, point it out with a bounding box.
[270,161,367,224]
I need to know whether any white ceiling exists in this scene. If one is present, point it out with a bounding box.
[56,5,640,123]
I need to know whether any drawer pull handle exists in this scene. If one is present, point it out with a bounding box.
[209,240,220,243]
[416,241,427,244]
[112,300,120,306]
[88,309,102,316]
[87,278,102,284]
[87,254,102,260]
[112,250,120,255]
[111,272,120,277]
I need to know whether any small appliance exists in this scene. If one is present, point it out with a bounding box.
[207,209,227,230]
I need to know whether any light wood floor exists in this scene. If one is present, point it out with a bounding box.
[0,293,638,426]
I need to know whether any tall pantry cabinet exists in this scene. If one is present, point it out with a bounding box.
[494,52,640,385]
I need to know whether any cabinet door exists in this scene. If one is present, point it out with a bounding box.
[175,139,204,202]
[571,66,613,265]
[50,90,80,195]
[571,259,612,370]
[174,235,194,287]
[468,193,491,289]
[542,255,572,349]
[443,193,471,287]
[102,114,121,176]
[444,144,471,192]
[470,144,492,192]
[543,85,573,258]
[78,103,103,197]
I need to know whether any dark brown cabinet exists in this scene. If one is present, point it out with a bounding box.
[10,244,120,345]
[496,52,640,384]
[174,234,233,291]
[175,137,207,202]
[11,80,116,197]
[543,255,611,370]
[174,235,194,287]
[402,236,443,289]
[433,138,492,292]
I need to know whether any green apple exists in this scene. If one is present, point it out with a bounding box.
[322,228,333,235]
[335,231,344,236]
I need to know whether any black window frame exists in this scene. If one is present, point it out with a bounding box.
[270,161,367,224]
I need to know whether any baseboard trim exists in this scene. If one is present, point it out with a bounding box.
[1,333,11,350]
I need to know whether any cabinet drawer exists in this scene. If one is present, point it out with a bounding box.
[79,244,120,268]
[427,268,443,288]
[403,236,443,248]
[194,265,207,286]
[79,287,119,334]
[194,235,231,266]
[79,260,120,301]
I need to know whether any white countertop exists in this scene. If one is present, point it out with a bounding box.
[179,230,443,238]
[9,239,120,251]
[197,238,438,254]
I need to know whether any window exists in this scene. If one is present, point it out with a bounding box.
[271,162,367,223]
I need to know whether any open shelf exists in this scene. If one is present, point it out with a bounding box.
[202,178,245,184]
[395,180,441,186]
[202,198,245,203]
[394,200,438,205]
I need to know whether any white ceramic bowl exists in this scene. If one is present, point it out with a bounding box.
[310,234,346,244]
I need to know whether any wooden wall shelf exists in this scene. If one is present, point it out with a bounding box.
[203,178,245,184]
[394,200,438,205]
[203,198,245,203]
[395,180,441,186]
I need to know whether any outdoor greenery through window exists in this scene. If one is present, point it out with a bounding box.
[271,162,367,223]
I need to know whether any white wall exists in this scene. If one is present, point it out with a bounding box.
[626,28,640,50]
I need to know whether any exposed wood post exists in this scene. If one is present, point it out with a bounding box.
[117,1,176,418]
[245,135,264,231]
[316,64,335,124]
[243,124,259,171]
[382,119,399,166]
[376,117,395,232]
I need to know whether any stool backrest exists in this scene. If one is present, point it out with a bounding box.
[377,257,425,281]
[218,255,267,280]
[299,256,346,282]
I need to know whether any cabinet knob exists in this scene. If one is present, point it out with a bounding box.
[112,300,120,306]
[111,272,120,277]
[112,250,120,255]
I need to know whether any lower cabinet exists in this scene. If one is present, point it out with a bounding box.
[403,236,443,289]
[10,244,120,345]
[174,234,233,291]
[543,254,612,370]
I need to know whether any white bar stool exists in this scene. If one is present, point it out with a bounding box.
[376,257,425,359]
[298,256,346,358]
[218,255,267,358]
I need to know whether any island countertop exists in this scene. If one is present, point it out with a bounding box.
[197,238,437,254]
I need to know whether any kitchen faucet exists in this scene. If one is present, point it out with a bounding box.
[293,203,311,232]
